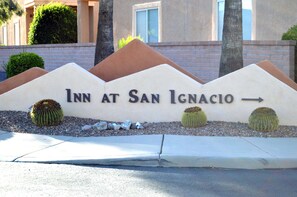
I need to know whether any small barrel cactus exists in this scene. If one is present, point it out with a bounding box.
[248,107,279,132]
[181,106,207,128]
[30,99,64,127]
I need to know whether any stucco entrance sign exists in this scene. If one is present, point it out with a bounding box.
[0,41,296,126]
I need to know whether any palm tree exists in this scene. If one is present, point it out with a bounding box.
[94,0,114,65]
[0,0,23,25]
[219,0,243,77]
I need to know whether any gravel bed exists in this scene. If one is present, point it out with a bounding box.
[0,111,297,138]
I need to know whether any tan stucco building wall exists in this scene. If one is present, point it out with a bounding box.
[1,0,297,46]
[114,0,297,43]
[114,0,214,43]
[254,0,297,40]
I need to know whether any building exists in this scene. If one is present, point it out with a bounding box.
[0,0,99,45]
[1,0,297,46]
[113,0,297,42]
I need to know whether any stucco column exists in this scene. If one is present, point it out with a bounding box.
[77,0,90,43]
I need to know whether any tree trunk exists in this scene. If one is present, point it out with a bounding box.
[94,0,114,65]
[219,0,243,77]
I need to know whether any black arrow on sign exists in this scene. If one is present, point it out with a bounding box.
[241,97,264,103]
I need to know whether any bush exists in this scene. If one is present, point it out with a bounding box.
[181,106,207,128]
[282,25,297,82]
[30,99,64,127]
[6,52,44,78]
[118,35,143,49]
[28,2,77,44]
[248,107,279,132]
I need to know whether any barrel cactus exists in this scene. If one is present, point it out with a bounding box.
[181,106,207,128]
[248,107,279,131]
[30,99,64,127]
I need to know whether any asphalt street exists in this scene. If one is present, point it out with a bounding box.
[0,162,297,197]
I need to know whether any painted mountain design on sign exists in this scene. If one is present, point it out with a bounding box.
[0,63,105,118]
[0,67,48,95]
[0,63,203,121]
[0,40,296,125]
[256,60,297,91]
[202,63,297,125]
[89,39,204,83]
[0,62,296,126]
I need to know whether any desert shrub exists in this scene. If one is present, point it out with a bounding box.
[28,2,77,44]
[118,35,143,49]
[248,107,279,132]
[282,25,297,82]
[6,52,44,78]
[181,106,207,128]
[30,99,64,127]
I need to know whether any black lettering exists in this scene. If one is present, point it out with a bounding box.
[110,93,119,103]
[199,94,208,104]
[140,94,150,103]
[101,94,111,103]
[152,94,160,103]
[83,93,91,102]
[210,95,217,104]
[74,93,82,102]
[66,89,72,102]
[169,90,176,104]
[188,94,197,103]
[129,89,139,103]
[219,94,223,104]
[225,94,234,103]
[178,94,186,103]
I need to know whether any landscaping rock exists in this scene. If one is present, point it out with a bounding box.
[131,123,137,130]
[1,111,297,138]
[121,120,132,130]
[93,121,108,131]
[131,122,144,129]
[107,123,114,130]
[113,123,121,130]
[136,122,144,129]
[81,125,92,131]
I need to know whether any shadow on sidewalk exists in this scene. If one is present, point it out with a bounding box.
[0,131,13,141]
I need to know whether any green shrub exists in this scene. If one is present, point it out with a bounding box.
[6,52,44,78]
[181,106,207,128]
[118,35,143,49]
[28,2,77,44]
[282,25,297,82]
[248,107,279,132]
[282,25,297,40]
[30,99,64,127]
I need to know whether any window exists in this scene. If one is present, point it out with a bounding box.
[217,0,252,40]
[2,26,7,45]
[14,22,20,45]
[133,2,160,43]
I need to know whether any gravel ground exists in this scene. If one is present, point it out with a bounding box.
[0,111,297,138]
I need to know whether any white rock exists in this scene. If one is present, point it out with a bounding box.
[81,125,92,131]
[121,120,132,130]
[93,121,108,131]
[136,122,144,129]
[113,123,121,130]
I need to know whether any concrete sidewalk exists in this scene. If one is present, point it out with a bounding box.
[1,130,297,169]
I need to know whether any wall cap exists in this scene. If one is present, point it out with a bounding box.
[0,40,296,50]
[149,40,297,47]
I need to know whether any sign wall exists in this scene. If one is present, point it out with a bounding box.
[0,62,296,126]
